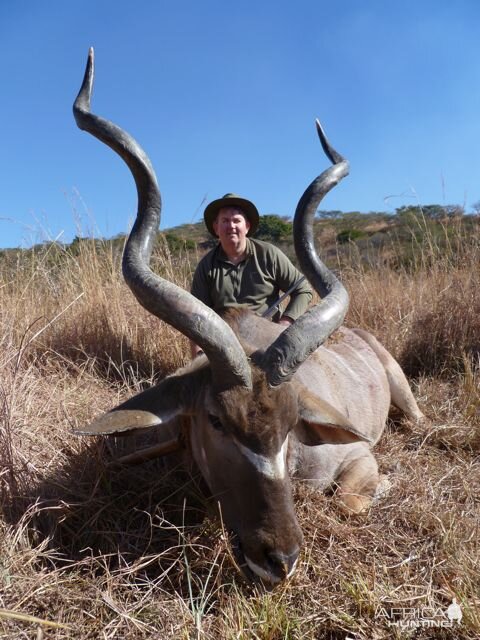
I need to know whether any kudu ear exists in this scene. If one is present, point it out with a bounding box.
[294,385,372,446]
[75,366,207,436]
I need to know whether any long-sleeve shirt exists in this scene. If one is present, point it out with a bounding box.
[191,238,312,320]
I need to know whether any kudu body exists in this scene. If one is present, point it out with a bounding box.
[73,49,424,585]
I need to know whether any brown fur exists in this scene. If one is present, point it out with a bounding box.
[215,365,296,454]
[86,306,423,584]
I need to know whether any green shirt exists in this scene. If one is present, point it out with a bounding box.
[191,238,312,320]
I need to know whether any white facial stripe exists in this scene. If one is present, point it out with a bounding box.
[190,427,213,487]
[244,555,282,584]
[236,439,288,480]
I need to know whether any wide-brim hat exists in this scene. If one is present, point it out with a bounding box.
[204,193,259,237]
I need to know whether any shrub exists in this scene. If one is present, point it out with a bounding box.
[336,228,365,244]
[255,215,293,241]
[163,232,195,252]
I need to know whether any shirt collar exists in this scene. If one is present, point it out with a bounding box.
[216,238,253,264]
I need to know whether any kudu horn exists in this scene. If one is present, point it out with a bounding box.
[261,120,350,386]
[73,48,252,392]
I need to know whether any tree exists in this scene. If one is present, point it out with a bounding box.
[317,210,343,220]
[444,205,464,219]
[255,215,293,241]
[421,205,446,220]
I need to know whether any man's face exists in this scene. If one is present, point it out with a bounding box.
[213,207,251,248]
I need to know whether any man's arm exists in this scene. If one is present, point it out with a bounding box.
[273,248,313,321]
[191,258,213,307]
[190,257,212,357]
[283,277,312,320]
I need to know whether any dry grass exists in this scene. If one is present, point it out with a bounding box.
[1,221,479,639]
[344,217,480,378]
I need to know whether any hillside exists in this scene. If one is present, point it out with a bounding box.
[2,204,478,276]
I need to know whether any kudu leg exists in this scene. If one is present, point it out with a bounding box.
[335,447,379,515]
[352,329,425,423]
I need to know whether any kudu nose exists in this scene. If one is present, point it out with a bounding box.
[266,548,300,580]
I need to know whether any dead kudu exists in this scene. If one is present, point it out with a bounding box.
[73,48,424,585]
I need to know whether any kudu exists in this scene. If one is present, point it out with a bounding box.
[73,49,424,585]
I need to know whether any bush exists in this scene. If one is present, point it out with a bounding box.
[336,228,365,244]
[163,232,195,252]
[255,215,293,241]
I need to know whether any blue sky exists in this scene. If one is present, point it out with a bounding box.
[1,1,479,248]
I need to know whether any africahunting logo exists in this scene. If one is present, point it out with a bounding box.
[375,598,462,629]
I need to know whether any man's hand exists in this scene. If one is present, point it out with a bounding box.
[190,342,204,358]
[278,316,294,327]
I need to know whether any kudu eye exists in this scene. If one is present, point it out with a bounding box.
[208,413,225,432]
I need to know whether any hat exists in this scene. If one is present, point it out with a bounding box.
[204,193,259,237]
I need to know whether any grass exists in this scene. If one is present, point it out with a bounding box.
[0,212,479,638]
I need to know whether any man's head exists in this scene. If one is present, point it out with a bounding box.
[213,207,251,250]
[204,193,259,237]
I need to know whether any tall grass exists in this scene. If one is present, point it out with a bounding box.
[344,215,480,377]
[0,218,479,638]
[1,235,192,380]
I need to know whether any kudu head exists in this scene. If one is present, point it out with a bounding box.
[74,48,361,584]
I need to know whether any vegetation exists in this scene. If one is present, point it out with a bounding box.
[0,205,479,638]
[255,215,293,242]
[336,228,365,244]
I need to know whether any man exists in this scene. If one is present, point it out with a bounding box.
[190,193,312,356]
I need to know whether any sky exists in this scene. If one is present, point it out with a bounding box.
[1,1,479,248]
